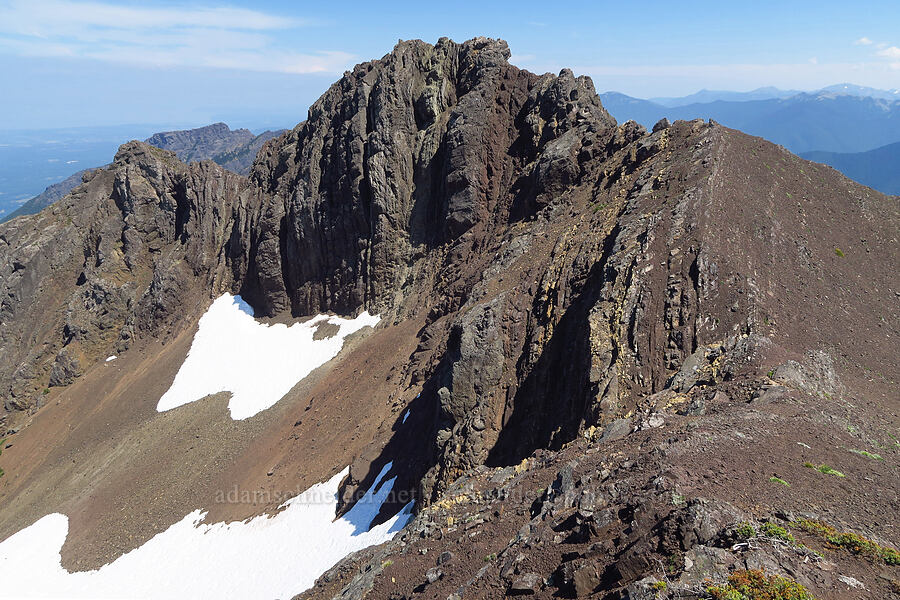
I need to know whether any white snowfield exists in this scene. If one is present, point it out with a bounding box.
[0,463,413,599]
[158,293,380,420]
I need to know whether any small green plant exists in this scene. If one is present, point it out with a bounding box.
[769,476,790,487]
[849,449,883,460]
[707,569,816,600]
[736,522,757,539]
[804,462,845,477]
[43,388,50,395]
[652,580,667,591]
[834,248,844,257]
[796,519,900,565]
[816,465,844,477]
[761,522,795,543]
[665,553,681,575]
[381,559,393,568]
[767,369,776,378]
[484,553,497,562]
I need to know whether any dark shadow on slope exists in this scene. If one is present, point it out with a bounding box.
[336,387,438,533]
[486,228,618,467]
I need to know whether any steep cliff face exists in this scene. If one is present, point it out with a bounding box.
[0,143,249,424]
[243,37,614,318]
[0,39,897,599]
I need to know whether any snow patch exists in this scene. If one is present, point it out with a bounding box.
[158,294,380,420]
[105,355,117,362]
[0,463,413,599]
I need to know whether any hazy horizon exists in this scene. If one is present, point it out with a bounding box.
[1,0,899,130]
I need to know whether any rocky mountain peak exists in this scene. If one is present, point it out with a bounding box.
[245,37,617,318]
[0,37,897,600]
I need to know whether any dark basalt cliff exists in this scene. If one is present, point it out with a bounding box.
[0,37,898,598]
[0,144,249,413]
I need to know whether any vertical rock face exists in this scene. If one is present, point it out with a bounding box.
[0,143,248,422]
[244,37,614,317]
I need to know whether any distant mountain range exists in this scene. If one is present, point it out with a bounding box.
[597,85,900,195]
[801,141,900,195]
[2,123,284,222]
[648,86,801,106]
[600,90,900,155]
[648,83,900,106]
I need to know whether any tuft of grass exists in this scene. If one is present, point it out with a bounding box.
[804,462,845,477]
[796,519,900,565]
[834,247,845,257]
[849,449,883,461]
[769,476,790,487]
[816,465,844,477]
[652,580,667,591]
[707,569,816,600]
[484,553,497,562]
[761,522,795,543]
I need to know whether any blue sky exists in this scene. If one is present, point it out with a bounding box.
[1,0,899,130]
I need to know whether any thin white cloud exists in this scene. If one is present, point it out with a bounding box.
[854,37,873,45]
[877,46,900,59]
[0,1,300,34]
[0,0,354,74]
